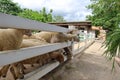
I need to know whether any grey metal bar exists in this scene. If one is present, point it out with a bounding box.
[0,13,69,32]
[0,42,71,67]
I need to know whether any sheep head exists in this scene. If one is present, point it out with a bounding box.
[50,33,68,43]
[71,35,80,42]
[67,30,80,42]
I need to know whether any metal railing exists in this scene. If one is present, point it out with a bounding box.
[0,13,94,80]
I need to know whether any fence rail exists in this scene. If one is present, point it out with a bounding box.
[0,13,69,32]
[0,13,95,80]
[0,13,72,66]
[0,42,71,67]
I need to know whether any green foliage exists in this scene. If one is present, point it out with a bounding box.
[0,0,66,23]
[0,0,66,33]
[104,28,120,59]
[52,15,66,22]
[19,7,53,22]
[87,0,120,30]
[103,28,120,69]
[0,0,22,15]
[18,8,66,23]
[87,0,120,69]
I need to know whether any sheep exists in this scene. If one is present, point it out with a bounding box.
[33,31,79,60]
[23,34,47,42]
[0,37,46,79]
[20,38,48,48]
[0,28,31,79]
[33,31,59,43]
[10,39,64,79]
[8,39,48,79]
[49,51,64,63]
[23,31,78,61]
[20,39,64,66]
[0,28,31,50]
[19,38,50,68]
[33,31,79,43]
[23,31,79,60]
[23,31,80,43]
[3,30,79,79]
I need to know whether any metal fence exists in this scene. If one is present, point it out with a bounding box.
[0,13,94,80]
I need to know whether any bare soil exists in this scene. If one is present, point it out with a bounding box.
[40,40,120,80]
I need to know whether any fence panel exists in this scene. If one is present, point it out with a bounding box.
[0,13,94,80]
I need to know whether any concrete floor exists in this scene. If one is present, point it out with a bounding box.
[40,40,120,80]
[1,40,120,80]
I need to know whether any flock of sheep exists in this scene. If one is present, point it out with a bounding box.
[0,28,79,80]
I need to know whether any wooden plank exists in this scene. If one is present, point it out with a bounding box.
[0,13,69,32]
[0,42,71,67]
[49,21,91,26]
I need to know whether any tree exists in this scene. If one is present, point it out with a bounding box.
[52,15,66,22]
[0,0,65,23]
[0,0,22,15]
[87,0,120,69]
[18,9,43,21]
[87,0,120,30]
[19,7,53,22]
[47,9,53,22]
[103,28,120,69]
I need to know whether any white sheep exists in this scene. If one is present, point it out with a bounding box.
[34,31,79,43]
[0,28,31,79]
[3,30,79,79]
[0,28,31,50]
[33,31,79,60]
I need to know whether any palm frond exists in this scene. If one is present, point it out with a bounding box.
[103,28,120,68]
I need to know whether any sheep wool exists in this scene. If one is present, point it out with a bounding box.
[0,28,31,79]
[0,29,31,50]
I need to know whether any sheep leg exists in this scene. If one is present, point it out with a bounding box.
[37,55,45,66]
[41,59,45,65]
[0,65,10,77]
[49,52,64,63]
[20,63,26,70]
[17,63,25,74]
[41,58,46,66]
[63,47,73,60]
[0,70,1,77]
[10,63,24,80]
[10,67,16,80]
[36,58,43,66]
[55,53,64,63]
[12,64,24,79]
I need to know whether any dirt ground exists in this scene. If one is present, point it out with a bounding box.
[40,40,120,80]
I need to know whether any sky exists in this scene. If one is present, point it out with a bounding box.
[12,0,92,21]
